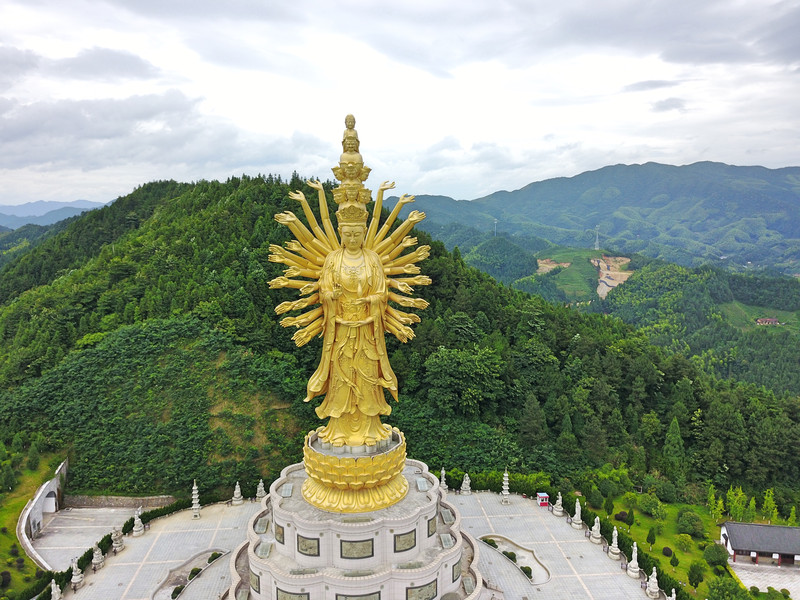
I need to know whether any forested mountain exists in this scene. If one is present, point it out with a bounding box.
[596,260,800,395]
[398,161,800,273]
[0,175,798,515]
[0,200,104,229]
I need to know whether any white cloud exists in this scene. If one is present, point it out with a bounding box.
[0,0,799,204]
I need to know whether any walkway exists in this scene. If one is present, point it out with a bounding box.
[33,491,652,600]
[31,501,261,600]
[451,491,646,600]
[730,561,800,599]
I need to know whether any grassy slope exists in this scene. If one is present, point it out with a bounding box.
[534,247,604,301]
[719,301,800,335]
[610,498,720,597]
[0,454,59,593]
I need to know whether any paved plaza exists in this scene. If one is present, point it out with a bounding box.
[450,491,647,600]
[31,489,658,600]
[730,561,800,599]
[32,502,262,600]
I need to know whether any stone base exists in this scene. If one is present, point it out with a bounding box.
[132,526,144,538]
[571,519,584,530]
[553,507,564,517]
[233,459,483,600]
[647,588,660,599]
[590,533,602,544]
[627,565,640,578]
[609,547,621,560]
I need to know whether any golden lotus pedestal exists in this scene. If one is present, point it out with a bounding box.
[302,427,409,513]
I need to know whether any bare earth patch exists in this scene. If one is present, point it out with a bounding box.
[591,256,632,299]
[536,258,571,274]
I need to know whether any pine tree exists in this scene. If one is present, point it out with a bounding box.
[662,417,685,481]
[787,506,797,527]
[647,527,656,551]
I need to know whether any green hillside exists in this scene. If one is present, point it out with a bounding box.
[598,262,800,394]
[0,174,798,517]
[401,162,800,274]
[719,301,800,335]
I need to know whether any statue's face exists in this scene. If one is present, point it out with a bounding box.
[340,225,365,251]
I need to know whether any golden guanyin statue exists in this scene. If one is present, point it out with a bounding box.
[269,115,430,512]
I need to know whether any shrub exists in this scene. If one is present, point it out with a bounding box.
[614,511,628,522]
[502,550,517,563]
[9,546,18,558]
[597,478,618,498]
[0,571,11,588]
[172,585,185,599]
[750,586,759,596]
[675,534,693,552]
[482,538,498,549]
[587,488,604,509]
[662,546,673,557]
[677,510,705,538]
[703,543,730,568]
[638,493,668,520]
[208,552,222,563]
[521,565,532,579]
[188,567,201,580]
[780,590,790,599]
[654,479,678,503]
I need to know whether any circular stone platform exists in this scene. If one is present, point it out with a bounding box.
[230,459,484,599]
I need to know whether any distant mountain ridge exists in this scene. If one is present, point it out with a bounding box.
[399,161,800,273]
[0,200,105,229]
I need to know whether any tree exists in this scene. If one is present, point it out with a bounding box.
[662,417,686,481]
[703,543,730,569]
[675,534,693,552]
[647,527,656,551]
[625,507,635,532]
[677,510,705,538]
[707,576,749,600]
[706,484,717,511]
[1,462,15,491]
[787,506,797,527]
[670,553,679,572]
[688,560,705,590]
[743,497,756,522]
[27,441,40,471]
[761,489,778,523]
[604,495,615,518]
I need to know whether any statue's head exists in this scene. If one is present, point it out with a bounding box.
[339,223,366,251]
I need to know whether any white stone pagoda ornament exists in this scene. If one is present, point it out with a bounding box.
[500,468,510,504]
[232,481,244,505]
[192,480,201,519]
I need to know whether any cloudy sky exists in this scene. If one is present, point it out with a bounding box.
[1,0,799,205]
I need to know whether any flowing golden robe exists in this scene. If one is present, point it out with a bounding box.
[306,247,398,446]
